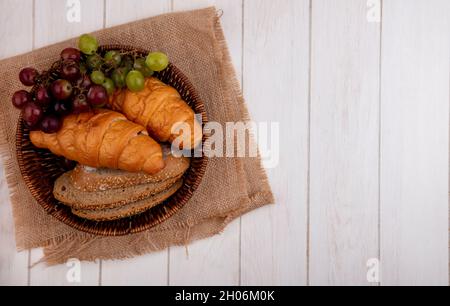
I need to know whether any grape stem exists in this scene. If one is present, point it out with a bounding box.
[117,50,142,59]
[32,49,148,97]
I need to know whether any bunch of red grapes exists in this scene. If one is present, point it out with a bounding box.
[12,33,169,135]
[12,47,108,133]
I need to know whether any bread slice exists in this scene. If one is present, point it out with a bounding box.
[72,180,183,221]
[54,172,182,210]
[70,146,190,191]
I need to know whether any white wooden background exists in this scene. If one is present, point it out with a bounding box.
[0,0,448,286]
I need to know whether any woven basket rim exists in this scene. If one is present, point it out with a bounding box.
[15,44,209,236]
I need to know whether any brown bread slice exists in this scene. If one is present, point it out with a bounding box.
[72,180,183,221]
[70,146,190,192]
[54,172,182,210]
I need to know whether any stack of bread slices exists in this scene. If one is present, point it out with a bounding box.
[53,145,190,221]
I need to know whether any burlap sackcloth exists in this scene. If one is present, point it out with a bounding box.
[0,7,274,265]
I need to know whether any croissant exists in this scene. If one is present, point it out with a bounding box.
[109,77,202,149]
[30,110,165,174]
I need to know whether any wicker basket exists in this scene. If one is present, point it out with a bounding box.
[15,45,208,236]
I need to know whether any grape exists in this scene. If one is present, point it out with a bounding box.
[61,158,76,170]
[77,74,93,89]
[79,62,88,74]
[104,51,122,67]
[61,61,81,82]
[40,115,62,134]
[102,78,115,96]
[12,90,32,109]
[126,70,145,92]
[19,67,38,86]
[86,54,103,70]
[52,101,72,116]
[145,52,169,72]
[78,34,98,55]
[51,79,73,100]
[22,102,44,128]
[91,70,105,85]
[111,67,128,88]
[133,58,154,77]
[35,86,52,106]
[72,94,91,114]
[87,85,108,106]
[121,55,134,70]
[61,48,81,62]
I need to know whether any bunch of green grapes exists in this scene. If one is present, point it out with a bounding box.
[79,34,170,93]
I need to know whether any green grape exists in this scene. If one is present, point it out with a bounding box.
[120,64,131,75]
[111,67,128,88]
[145,52,169,72]
[102,78,115,96]
[126,70,145,92]
[86,54,103,70]
[134,58,154,77]
[104,51,122,67]
[78,34,98,55]
[91,70,105,85]
[121,55,134,71]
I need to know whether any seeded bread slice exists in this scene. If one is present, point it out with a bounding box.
[70,146,190,192]
[72,180,183,221]
[54,172,182,210]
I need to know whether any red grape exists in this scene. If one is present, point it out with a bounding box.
[77,74,92,89]
[12,90,32,109]
[72,94,91,114]
[51,79,73,100]
[61,158,76,170]
[52,101,72,116]
[19,67,38,86]
[35,86,52,106]
[22,102,44,128]
[61,62,81,82]
[61,48,81,62]
[40,115,62,134]
[87,85,108,106]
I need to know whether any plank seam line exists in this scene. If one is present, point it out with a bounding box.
[306,0,312,287]
[167,0,174,287]
[98,0,107,286]
[167,247,170,286]
[98,260,102,286]
[377,0,384,288]
[447,3,450,285]
[239,0,245,287]
[28,0,36,286]
[103,0,106,29]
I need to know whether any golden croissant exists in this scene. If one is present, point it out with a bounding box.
[109,77,202,149]
[30,110,165,174]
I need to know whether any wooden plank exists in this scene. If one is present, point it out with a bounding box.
[101,252,168,286]
[30,249,99,286]
[0,0,34,286]
[380,0,449,286]
[241,0,309,285]
[169,0,241,286]
[0,162,29,285]
[100,0,171,286]
[0,0,34,58]
[169,222,240,286]
[29,0,104,285]
[309,0,380,285]
[34,0,104,48]
[105,0,171,27]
